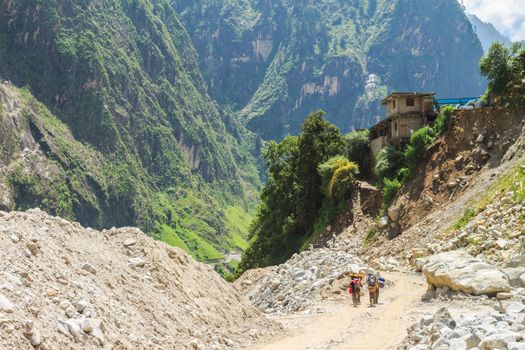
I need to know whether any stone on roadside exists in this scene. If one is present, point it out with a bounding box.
[422,251,511,295]
[496,292,513,300]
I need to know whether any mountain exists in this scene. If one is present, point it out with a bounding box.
[0,0,260,260]
[173,0,485,140]
[467,14,513,53]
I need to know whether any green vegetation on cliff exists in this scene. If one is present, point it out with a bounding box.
[480,42,525,108]
[237,112,359,274]
[174,0,484,140]
[0,0,260,260]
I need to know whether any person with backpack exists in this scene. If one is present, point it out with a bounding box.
[367,272,379,306]
[348,275,362,307]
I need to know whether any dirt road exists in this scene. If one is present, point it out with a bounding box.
[250,272,428,350]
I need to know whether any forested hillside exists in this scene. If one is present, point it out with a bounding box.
[0,0,260,260]
[173,0,485,140]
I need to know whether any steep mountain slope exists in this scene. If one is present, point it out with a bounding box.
[0,1,260,259]
[468,14,513,53]
[173,0,485,140]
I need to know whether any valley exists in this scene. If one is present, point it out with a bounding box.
[1,0,525,349]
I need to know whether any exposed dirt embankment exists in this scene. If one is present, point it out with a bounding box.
[0,209,279,350]
[365,107,525,262]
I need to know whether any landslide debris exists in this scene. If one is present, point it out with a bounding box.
[399,303,525,350]
[0,209,279,350]
[364,108,525,262]
[237,242,370,314]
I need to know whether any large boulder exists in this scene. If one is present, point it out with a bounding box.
[423,251,510,295]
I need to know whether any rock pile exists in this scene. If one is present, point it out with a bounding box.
[405,190,525,289]
[422,251,511,296]
[421,192,525,265]
[239,247,369,314]
[399,302,525,350]
[0,209,279,350]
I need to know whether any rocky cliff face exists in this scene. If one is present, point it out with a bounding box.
[0,0,261,259]
[174,0,485,140]
[468,14,513,53]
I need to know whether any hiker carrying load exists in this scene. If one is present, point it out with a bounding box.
[347,273,364,307]
[367,272,379,306]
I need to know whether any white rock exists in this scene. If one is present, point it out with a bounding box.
[496,239,509,249]
[128,257,146,268]
[60,319,82,340]
[123,238,137,247]
[82,263,97,275]
[423,251,511,295]
[508,342,525,350]
[479,331,519,350]
[415,258,428,272]
[75,299,90,313]
[0,292,16,313]
[81,318,102,333]
[30,331,43,346]
[505,268,525,287]
[505,302,525,314]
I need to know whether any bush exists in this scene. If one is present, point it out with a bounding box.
[318,156,359,200]
[374,145,403,180]
[318,156,350,193]
[513,166,525,201]
[433,106,454,136]
[345,129,371,175]
[328,161,359,200]
[383,177,401,209]
[403,126,434,170]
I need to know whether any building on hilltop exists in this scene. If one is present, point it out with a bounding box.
[370,92,437,157]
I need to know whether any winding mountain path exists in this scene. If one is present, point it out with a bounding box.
[250,272,428,350]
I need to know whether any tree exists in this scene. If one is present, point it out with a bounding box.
[480,42,525,106]
[374,145,403,180]
[345,129,371,176]
[480,42,513,97]
[295,111,345,232]
[237,111,346,274]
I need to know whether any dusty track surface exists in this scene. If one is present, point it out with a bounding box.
[250,271,428,350]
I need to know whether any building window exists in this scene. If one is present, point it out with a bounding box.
[393,100,396,109]
[394,122,398,131]
[406,98,415,106]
